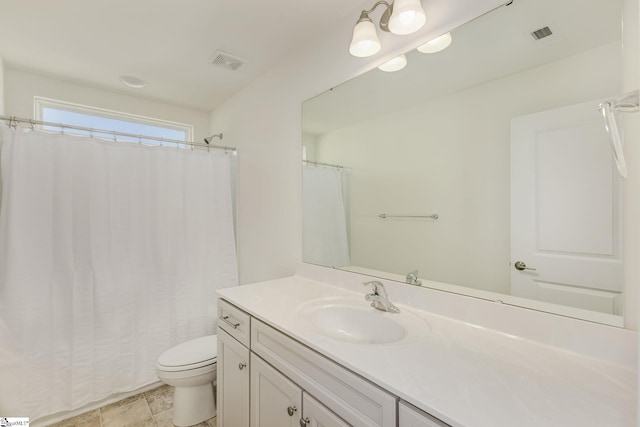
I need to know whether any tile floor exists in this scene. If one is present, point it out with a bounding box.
[49,385,216,427]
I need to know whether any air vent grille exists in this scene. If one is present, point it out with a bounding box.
[531,26,553,40]
[209,50,246,71]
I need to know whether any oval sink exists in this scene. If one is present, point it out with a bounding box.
[297,296,430,345]
[305,304,405,344]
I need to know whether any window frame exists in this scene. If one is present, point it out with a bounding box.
[34,96,194,144]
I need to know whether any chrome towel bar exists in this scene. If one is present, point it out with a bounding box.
[378,213,439,220]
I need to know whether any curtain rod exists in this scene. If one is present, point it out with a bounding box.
[0,115,236,152]
[303,160,344,169]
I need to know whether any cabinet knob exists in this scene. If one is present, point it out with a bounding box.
[299,417,310,427]
[238,362,247,370]
[287,406,297,416]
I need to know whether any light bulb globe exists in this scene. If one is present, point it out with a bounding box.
[349,19,382,57]
[416,32,452,53]
[388,0,426,35]
[377,54,407,72]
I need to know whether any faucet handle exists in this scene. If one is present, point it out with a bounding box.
[363,280,382,293]
[405,270,422,286]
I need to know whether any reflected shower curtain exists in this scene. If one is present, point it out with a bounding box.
[302,165,350,267]
[0,127,238,419]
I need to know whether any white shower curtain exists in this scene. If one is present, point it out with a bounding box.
[0,126,238,419]
[302,165,350,268]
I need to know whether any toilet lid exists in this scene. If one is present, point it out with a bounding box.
[158,335,217,368]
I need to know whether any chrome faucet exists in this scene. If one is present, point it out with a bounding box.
[405,270,422,286]
[363,281,400,313]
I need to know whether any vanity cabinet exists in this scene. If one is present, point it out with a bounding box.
[217,298,449,427]
[301,393,350,427]
[399,402,450,427]
[250,317,396,427]
[250,353,302,427]
[217,329,250,427]
[217,299,252,427]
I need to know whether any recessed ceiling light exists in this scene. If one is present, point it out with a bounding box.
[119,75,147,89]
[378,54,407,72]
[416,32,452,54]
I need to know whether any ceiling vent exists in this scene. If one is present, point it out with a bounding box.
[209,50,246,71]
[531,26,553,40]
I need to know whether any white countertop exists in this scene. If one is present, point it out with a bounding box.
[217,276,637,427]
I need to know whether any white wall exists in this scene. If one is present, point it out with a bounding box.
[313,42,621,294]
[209,0,507,285]
[4,68,210,143]
[0,55,5,115]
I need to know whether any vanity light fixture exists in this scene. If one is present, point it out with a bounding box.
[377,54,407,72]
[416,32,452,53]
[349,0,427,58]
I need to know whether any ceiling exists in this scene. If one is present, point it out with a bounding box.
[0,0,367,112]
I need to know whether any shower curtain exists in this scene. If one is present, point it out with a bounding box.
[0,126,238,419]
[302,165,350,267]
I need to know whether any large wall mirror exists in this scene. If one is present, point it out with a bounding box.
[302,0,637,326]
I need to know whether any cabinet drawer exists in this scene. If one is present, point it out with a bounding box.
[399,402,451,427]
[218,298,251,347]
[251,318,396,427]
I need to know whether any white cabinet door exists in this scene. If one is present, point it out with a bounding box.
[301,392,350,427]
[398,402,450,427]
[251,353,302,427]
[217,328,250,427]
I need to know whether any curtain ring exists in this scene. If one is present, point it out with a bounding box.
[59,123,65,134]
[29,119,35,131]
[89,128,94,138]
[138,135,142,144]
[112,131,117,142]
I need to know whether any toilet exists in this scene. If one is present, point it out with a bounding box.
[156,335,217,427]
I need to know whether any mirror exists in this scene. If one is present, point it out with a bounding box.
[302,0,632,326]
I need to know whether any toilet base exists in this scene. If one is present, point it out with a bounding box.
[172,382,216,426]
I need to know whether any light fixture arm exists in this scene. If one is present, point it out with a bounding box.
[356,1,393,33]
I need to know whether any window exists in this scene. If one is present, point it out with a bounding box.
[34,97,193,147]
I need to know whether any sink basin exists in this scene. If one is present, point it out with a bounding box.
[306,304,405,344]
[297,296,430,345]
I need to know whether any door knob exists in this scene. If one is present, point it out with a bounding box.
[514,261,536,271]
[300,418,310,427]
[287,406,297,416]
[238,362,247,370]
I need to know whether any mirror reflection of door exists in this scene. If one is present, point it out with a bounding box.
[510,100,623,315]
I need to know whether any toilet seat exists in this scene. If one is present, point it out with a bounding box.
[157,335,217,372]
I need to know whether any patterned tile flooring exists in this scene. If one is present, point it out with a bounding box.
[49,385,216,427]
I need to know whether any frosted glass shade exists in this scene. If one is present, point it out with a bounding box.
[388,0,426,35]
[417,32,452,53]
[378,54,407,72]
[349,19,381,57]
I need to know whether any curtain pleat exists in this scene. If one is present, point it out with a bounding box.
[0,126,238,420]
[302,165,351,268]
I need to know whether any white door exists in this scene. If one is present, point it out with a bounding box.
[510,100,623,315]
[250,353,302,427]
[301,392,350,427]
[217,329,250,427]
